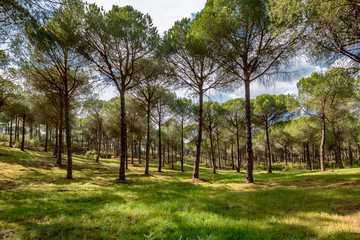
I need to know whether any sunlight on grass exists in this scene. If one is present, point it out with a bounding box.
[0,147,360,239]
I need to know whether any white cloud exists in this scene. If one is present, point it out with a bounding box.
[86,0,206,34]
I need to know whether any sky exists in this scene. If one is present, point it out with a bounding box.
[88,0,326,103]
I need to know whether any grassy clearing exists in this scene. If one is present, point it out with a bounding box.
[0,147,360,240]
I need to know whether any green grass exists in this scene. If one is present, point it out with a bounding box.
[0,147,360,240]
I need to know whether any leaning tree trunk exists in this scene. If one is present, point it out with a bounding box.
[193,89,203,179]
[119,85,127,181]
[244,79,254,183]
[64,92,73,180]
[319,116,326,172]
[21,115,26,151]
[265,121,272,174]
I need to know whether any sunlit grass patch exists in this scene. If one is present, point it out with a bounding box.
[0,147,360,239]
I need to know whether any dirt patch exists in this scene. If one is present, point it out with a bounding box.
[183,178,208,183]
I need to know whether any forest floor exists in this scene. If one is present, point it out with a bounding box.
[0,147,360,240]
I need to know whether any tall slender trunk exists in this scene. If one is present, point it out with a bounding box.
[64,92,73,180]
[119,85,127,181]
[158,120,162,172]
[15,116,18,142]
[9,116,13,147]
[349,145,353,167]
[145,101,151,175]
[54,123,58,156]
[138,136,141,164]
[306,142,312,170]
[236,127,240,172]
[167,141,170,164]
[265,121,272,174]
[171,142,174,169]
[181,118,184,172]
[331,125,343,168]
[57,97,64,165]
[131,132,134,165]
[45,124,49,152]
[217,135,221,170]
[244,79,254,183]
[231,142,235,170]
[30,123,33,139]
[21,115,26,151]
[193,89,203,179]
[209,126,216,174]
[320,116,326,172]
[284,146,288,166]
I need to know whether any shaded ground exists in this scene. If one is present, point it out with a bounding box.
[0,147,359,239]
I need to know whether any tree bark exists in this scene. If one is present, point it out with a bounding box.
[320,116,326,172]
[180,118,184,172]
[64,92,73,180]
[349,145,353,167]
[331,125,343,168]
[265,121,272,174]
[119,86,127,181]
[231,142,235,170]
[245,79,254,183]
[236,127,241,172]
[21,115,26,151]
[306,142,312,170]
[57,97,64,165]
[138,136,141,164]
[209,125,216,174]
[9,116,13,147]
[158,121,162,172]
[217,135,221,171]
[45,124,49,152]
[193,90,203,179]
[145,101,151,175]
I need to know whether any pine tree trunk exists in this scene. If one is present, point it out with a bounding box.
[9,116,13,147]
[181,118,184,172]
[231,142,235,170]
[193,90,203,179]
[119,85,127,181]
[145,101,151,175]
[306,142,312,170]
[21,115,26,151]
[138,136,141,164]
[158,121,162,172]
[349,145,353,167]
[244,78,254,183]
[320,116,326,172]
[265,121,272,174]
[45,124,49,152]
[57,97,64,166]
[64,93,73,180]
